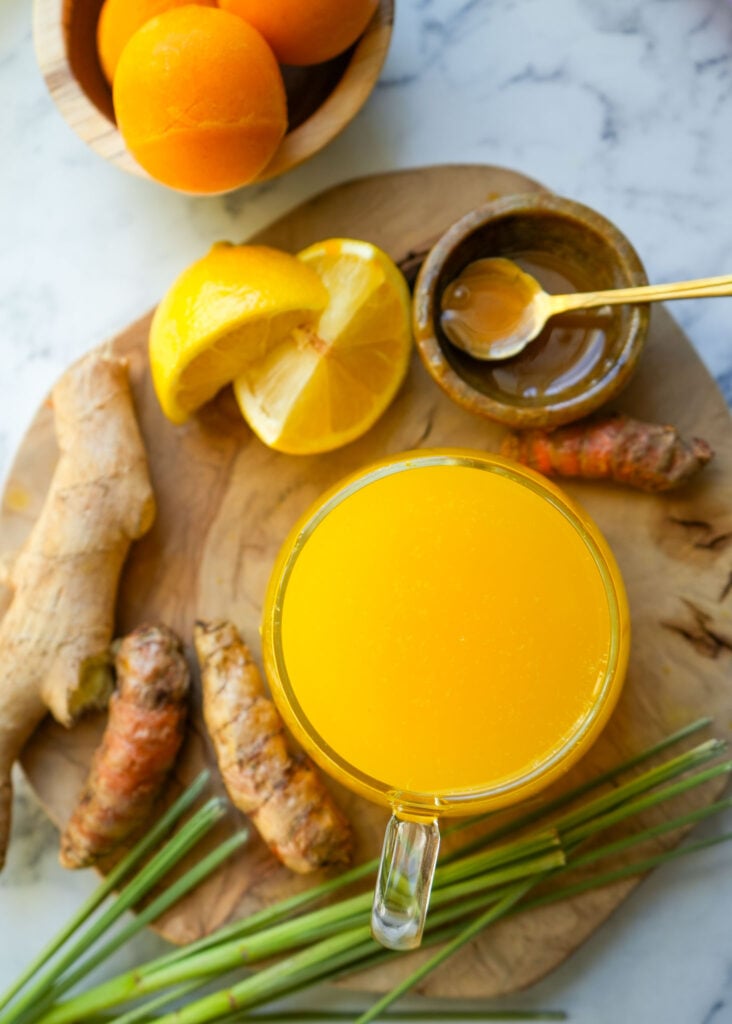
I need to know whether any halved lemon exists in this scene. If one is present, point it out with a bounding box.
[233,238,412,454]
[149,242,328,424]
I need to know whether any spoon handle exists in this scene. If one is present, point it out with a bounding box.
[547,273,732,315]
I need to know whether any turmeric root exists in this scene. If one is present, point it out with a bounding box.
[0,352,155,870]
[60,625,189,868]
[194,620,352,873]
[501,414,713,493]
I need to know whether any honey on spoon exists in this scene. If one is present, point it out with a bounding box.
[441,257,732,361]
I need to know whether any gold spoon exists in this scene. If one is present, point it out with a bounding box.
[440,257,732,361]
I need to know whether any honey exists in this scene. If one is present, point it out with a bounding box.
[441,253,613,401]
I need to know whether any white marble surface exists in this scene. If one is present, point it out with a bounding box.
[2,0,732,1021]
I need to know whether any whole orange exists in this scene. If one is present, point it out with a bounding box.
[113,7,288,194]
[96,0,216,84]
[218,0,379,66]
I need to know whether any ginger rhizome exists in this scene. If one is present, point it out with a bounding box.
[61,624,189,869]
[501,414,713,492]
[194,620,352,873]
[0,353,155,869]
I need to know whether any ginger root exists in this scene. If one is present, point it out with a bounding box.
[60,624,189,869]
[501,414,713,493]
[0,352,155,869]
[195,620,352,873]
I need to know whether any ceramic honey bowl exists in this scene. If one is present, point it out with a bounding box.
[413,193,650,429]
[33,0,394,192]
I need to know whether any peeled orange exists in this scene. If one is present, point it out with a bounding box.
[96,0,216,84]
[218,0,379,66]
[113,7,287,194]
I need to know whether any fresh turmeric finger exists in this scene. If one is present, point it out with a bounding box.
[501,414,713,493]
[60,624,189,869]
[194,620,352,873]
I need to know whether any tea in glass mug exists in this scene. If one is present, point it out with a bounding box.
[262,449,629,950]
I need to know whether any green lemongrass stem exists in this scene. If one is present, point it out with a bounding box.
[141,830,559,979]
[0,771,210,1016]
[46,832,563,1022]
[40,741,726,1024]
[444,717,714,850]
[354,814,732,1024]
[49,829,250,1005]
[166,718,713,970]
[161,861,380,969]
[354,881,540,1024]
[153,897,522,1024]
[414,791,732,935]
[246,1013,567,1022]
[112,980,206,1024]
[568,796,732,870]
[549,740,726,836]
[3,797,226,1024]
[522,830,732,913]
[73,813,731,1024]
[561,762,732,848]
[42,847,565,1024]
[431,850,565,909]
[153,928,376,1024]
[433,831,560,887]
[221,917,478,1023]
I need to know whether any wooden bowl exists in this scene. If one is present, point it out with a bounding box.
[33,0,394,190]
[413,193,650,429]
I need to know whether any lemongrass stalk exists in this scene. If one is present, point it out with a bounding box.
[434,831,560,887]
[246,1012,567,1022]
[550,740,726,836]
[49,829,250,1004]
[146,831,558,978]
[151,927,376,1024]
[562,762,732,849]
[444,717,714,849]
[46,834,564,1023]
[43,849,562,1024]
[353,818,732,1024]
[431,850,565,909]
[112,980,207,1024]
[0,771,210,1016]
[2,797,226,1024]
[419,789,732,937]
[522,831,732,912]
[35,727,728,1024]
[167,719,713,969]
[38,739,724,1024]
[568,796,732,870]
[161,861,380,969]
[85,819,732,1024]
[354,881,540,1024]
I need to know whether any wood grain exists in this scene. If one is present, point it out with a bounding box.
[32,0,393,188]
[2,166,732,998]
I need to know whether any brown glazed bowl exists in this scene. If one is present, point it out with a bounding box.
[413,193,649,429]
[33,0,393,190]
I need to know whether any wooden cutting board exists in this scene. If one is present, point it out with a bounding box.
[1,165,731,999]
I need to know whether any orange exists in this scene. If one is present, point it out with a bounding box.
[113,7,287,194]
[96,0,216,85]
[219,0,379,66]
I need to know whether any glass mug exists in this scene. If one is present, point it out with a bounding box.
[262,449,629,950]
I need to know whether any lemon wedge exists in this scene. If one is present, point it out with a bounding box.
[149,243,328,424]
[234,238,412,454]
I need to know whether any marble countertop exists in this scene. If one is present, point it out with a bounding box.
[2,0,732,1021]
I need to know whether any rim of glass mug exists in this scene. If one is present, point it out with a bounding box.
[261,447,631,821]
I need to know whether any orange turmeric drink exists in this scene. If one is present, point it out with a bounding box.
[262,448,629,950]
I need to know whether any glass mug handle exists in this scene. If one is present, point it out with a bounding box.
[371,813,441,950]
